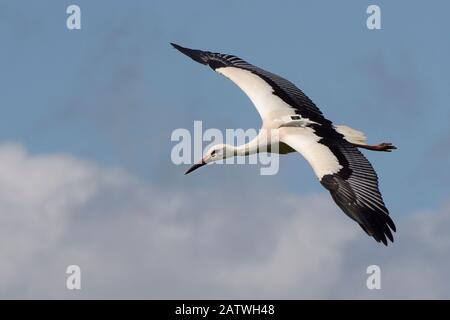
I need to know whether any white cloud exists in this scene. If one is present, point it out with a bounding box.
[217,196,358,298]
[0,143,449,299]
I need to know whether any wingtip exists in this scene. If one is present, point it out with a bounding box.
[170,42,191,54]
[374,227,395,246]
[170,42,182,50]
[170,42,209,65]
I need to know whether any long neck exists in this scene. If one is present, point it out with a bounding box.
[233,140,257,156]
[233,131,269,156]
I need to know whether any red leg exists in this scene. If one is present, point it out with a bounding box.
[353,142,397,152]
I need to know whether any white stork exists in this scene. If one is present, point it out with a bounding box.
[172,43,397,245]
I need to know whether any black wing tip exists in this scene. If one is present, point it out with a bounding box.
[170,42,189,52]
[385,214,396,232]
[170,42,182,50]
[170,42,209,65]
[363,212,396,246]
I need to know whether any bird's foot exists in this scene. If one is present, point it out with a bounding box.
[354,142,397,152]
[374,142,397,152]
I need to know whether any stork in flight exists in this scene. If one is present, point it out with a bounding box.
[172,43,397,245]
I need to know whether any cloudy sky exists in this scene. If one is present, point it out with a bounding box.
[0,0,449,299]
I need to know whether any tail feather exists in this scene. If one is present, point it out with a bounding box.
[335,125,367,144]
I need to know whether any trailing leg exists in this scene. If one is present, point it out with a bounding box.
[353,142,397,152]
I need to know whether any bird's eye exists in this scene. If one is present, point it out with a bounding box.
[211,150,216,157]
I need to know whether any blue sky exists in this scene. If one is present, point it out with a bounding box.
[1,0,450,298]
[2,0,449,214]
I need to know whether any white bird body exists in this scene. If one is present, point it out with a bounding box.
[173,43,397,245]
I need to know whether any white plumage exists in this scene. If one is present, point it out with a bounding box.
[172,43,397,245]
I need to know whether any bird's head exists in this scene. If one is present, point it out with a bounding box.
[185,144,234,175]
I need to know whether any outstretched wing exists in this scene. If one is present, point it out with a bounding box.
[281,127,396,245]
[171,43,327,124]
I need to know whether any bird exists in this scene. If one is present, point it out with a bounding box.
[172,43,397,245]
